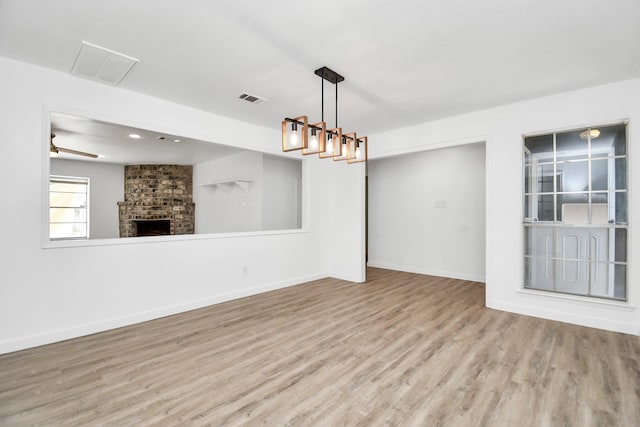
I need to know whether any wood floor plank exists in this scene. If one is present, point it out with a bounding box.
[1,268,638,426]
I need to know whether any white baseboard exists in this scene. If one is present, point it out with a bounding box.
[0,273,327,355]
[328,272,365,283]
[366,261,485,283]
[487,298,640,336]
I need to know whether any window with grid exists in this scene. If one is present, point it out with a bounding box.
[523,123,627,300]
[49,176,89,240]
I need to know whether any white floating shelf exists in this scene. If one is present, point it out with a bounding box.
[203,179,252,192]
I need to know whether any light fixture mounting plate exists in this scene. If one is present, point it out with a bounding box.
[315,66,344,84]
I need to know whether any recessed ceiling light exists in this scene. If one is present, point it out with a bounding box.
[579,129,600,140]
[129,133,141,139]
[98,154,106,158]
[173,139,181,143]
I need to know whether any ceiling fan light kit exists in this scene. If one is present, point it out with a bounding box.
[282,66,368,164]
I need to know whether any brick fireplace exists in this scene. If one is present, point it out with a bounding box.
[117,165,195,237]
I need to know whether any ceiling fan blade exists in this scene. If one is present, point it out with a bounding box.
[56,146,98,158]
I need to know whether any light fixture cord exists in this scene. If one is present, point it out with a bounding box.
[335,81,338,128]
[321,78,324,122]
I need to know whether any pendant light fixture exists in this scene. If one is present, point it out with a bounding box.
[282,66,368,164]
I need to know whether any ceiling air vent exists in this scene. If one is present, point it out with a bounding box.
[238,92,268,104]
[71,41,139,86]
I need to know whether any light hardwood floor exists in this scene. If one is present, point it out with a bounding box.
[1,268,639,426]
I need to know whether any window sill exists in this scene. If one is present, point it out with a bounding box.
[43,228,308,249]
[517,288,636,311]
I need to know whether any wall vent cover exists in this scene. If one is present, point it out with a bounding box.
[71,41,139,86]
[238,92,268,104]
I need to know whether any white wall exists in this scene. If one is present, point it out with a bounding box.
[50,158,123,239]
[193,152,302,233]
[368,143,486,282]
[194,151,264,233]
[4,53,635,357]
[370,78,640,336]
[0,56,362,354]
[327,161,367,283]
[262,154,302,231]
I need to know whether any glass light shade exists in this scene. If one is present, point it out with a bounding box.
[281,116,308,152]
[334,132,355,161]
[302,122,326,155]
[348,136,368,164]
[319,127,341,159]
[290,127,300,146]
[326,137,333,153]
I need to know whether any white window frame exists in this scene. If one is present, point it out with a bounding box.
[522,123,628,301]
[49,175,90,240]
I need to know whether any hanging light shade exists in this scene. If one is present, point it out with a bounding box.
[348,136,368,164]
[319,127,341,159]
[334,132,355,161]
[281,115,308,152]
[282,66,368,164]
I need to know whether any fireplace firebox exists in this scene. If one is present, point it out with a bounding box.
[134,219,171,237]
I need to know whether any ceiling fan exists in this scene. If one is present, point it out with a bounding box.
[50,133,98,158]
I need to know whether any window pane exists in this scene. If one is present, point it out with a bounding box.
[50,223,87,239]
[524,134,553,161]
[50,181,87,193]
[524,257,532,287]
[589,263,611,297]
[524,257,555,290]
[50,207,87,223]
[588,228,611,263]
[591,199,609,225]
[535,164,555,192]
[590,123,626,157]
[524,195,530,219]
[525,226,554,257]
[556,227,590,260]
[615,158,627,190]
[50,192,87,207]
[524,195,554,221]
[556,129,588,162]
[538,195,554,221]
[554,259,589,295]
[557,161,588,192]
[557,193,588,224]
[614,264,627,300]
[615,192,627,224]
[591,159,608,191]
[615,228,627,262]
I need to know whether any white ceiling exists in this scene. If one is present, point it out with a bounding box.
[50,112,243,164]
[2,0,640,135]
